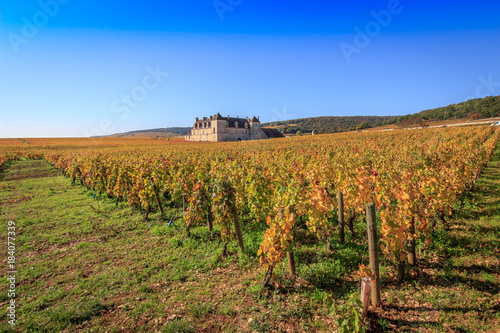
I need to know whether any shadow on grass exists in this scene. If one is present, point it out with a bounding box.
[376,304,482,332]
[438,228,500,256]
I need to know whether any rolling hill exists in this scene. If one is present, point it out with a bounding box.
[262,95,500,134]
[107,127,191,138]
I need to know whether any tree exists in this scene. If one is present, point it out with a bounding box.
[356,122,371,130]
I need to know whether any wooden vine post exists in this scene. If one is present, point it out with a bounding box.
[366,203,381,308]
[232,210,245,252]
[407,217,416,266]
[338,190,345,244]
[207,203,213,232]
[287,249,296,276]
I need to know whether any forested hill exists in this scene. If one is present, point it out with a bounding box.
[262,95,500,134]
[414,95,500,120]
[262,116,398,134]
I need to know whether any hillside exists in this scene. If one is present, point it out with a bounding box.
[263,95,500,134]
[108,127,191,137]
[414,95,500,120]
[262,116,399,134]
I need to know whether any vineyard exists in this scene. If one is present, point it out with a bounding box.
[1,126,500,332]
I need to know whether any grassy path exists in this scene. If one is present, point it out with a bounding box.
[1,149,500,332]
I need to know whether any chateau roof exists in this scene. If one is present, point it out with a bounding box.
[227,117,248,128]
[194,114,260,128]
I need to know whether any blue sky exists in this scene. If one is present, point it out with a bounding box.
[1,0,500,137]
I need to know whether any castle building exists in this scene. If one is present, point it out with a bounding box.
[185,113,282,142]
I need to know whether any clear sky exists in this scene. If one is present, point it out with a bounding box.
[1,0,500,138]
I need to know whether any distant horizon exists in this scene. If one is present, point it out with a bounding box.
[1,1,500,138]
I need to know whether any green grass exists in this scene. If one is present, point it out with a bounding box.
[161,318,195,333]
[1,147,500,332]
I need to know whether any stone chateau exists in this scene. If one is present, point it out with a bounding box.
[184,113,283,142]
